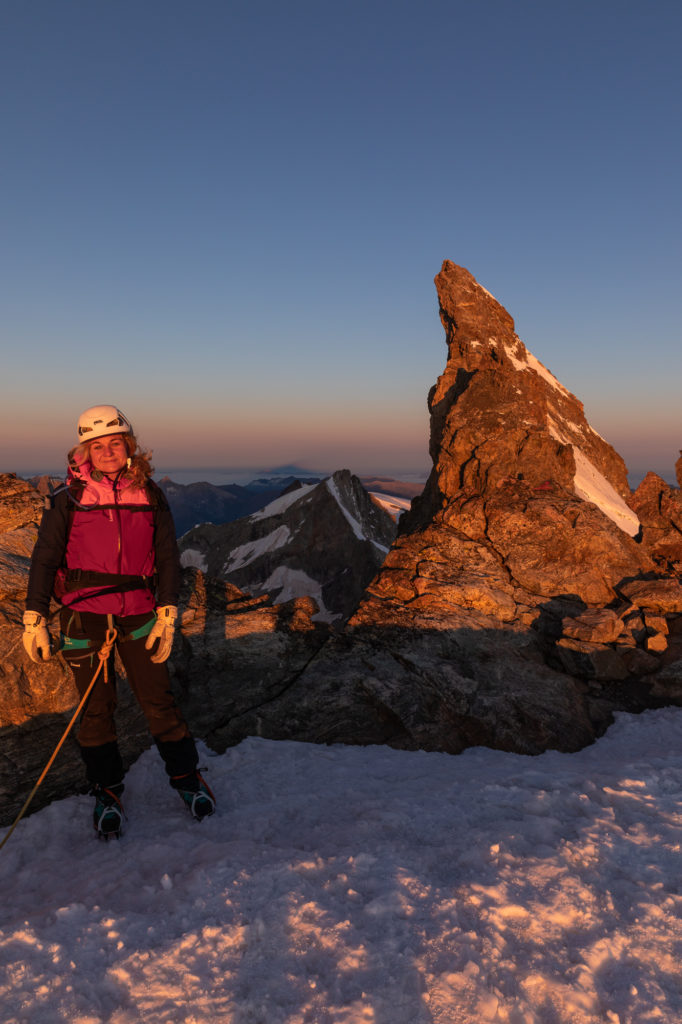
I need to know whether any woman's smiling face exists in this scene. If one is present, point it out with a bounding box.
[89,434,128,477]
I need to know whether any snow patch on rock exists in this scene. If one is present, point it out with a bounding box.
[504,343,570,397]
[371,492,411,521]
[179,548,208,572]
[250,484,317,521]
[326,477,365,541]
[258,565,336,622]
[572,447,640,537]
[224,525,292,572]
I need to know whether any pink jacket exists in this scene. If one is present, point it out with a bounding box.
[27,457,180,619]
[57,464,155,615]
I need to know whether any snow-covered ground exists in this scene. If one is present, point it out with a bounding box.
[2,708,682,1024]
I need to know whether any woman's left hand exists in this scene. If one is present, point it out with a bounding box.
[145,606,178,663]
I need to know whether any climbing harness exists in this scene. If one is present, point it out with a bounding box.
[60,613,155,653]
[0,627,118,854]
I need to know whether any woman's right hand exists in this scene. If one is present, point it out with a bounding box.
[22,611,53,662]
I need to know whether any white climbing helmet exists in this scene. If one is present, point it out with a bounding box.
[77,405,132,442]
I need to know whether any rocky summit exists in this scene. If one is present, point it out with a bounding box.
[3,263,682,826]
[216,263,682,755]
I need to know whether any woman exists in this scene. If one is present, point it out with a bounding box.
[22,404,215,838]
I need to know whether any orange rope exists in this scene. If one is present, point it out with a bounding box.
[0,628,118,853]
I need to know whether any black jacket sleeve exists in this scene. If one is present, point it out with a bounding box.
[151,483,181,607]
[26,493,69,617]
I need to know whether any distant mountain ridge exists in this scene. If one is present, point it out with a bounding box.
[157,473,420,535]
[178,469,397,622]
[156,475,325,536]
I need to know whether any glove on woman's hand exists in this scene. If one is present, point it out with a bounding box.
[22,611,53,663]
[145,605,178,663]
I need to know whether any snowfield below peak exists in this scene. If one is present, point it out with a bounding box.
[2,709,682,1023]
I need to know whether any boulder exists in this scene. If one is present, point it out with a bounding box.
[628,472,682,570]
[618,579,682,614]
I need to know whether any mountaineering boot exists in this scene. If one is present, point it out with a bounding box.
[172,771,216,821]
[92,784,125,839]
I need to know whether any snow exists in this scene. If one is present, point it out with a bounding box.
[325,479,387,555]
[545,418,640,536]
[179,548,208,572]
[572,448,640,537]
[326,478,365,542]
[250,484,318,522]
[547,413,577,446]
[254,565,337,622]
[3,708,682,1023]
[504,343,571,398]
[224,526,292,573]
[370,492,412,521]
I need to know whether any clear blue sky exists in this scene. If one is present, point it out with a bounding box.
[1,0,680,484]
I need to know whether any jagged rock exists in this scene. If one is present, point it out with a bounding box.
[169,569,329,749]
[215,263,681,755]
[621,647,662,676]
[0,477,48,600]
[644,613,669,636]
[618,578,682,614]
[178,470,396,623]
[0,526,39,600]
[628,472,682,570]
[561,609,624,644]
[210,622,599,756]
[555,638,629,681]
[0,474,44,532]
[621,608,647,643]
[426,263,636,516]
[27,474,63,497]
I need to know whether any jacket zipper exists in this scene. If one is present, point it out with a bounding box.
[113,472,123,615]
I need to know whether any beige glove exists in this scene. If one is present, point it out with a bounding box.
[145,605,177,663]
[22,611,53,663]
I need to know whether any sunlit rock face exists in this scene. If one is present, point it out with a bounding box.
[629,471,682,572]
[229,264,682,755]
[0,474,44,534]
[408,261,650,597]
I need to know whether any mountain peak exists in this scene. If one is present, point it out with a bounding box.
[428,261,634,526]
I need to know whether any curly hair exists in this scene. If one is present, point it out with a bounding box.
[67,434,154,489]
